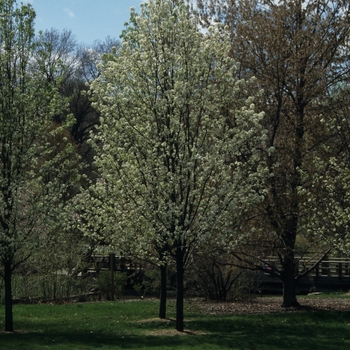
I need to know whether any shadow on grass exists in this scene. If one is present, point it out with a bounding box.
[1,311,350,349]
[187,311,350,350]
[1,330,207,350]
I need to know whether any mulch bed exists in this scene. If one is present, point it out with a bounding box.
[191,295,350,315]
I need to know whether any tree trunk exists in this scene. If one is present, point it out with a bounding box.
[4,261,14,332]
[175,248,184,332]
[110,253,115,301]
[281,255,299,307]
[159,264,167,319]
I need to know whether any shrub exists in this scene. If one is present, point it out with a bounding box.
[133,269,160,297]
[188,251,262,301]
[97,271,127,300]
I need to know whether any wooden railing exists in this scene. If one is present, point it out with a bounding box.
[87,254,142,273]
[264,257,350,279]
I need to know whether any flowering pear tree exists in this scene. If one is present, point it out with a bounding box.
[299,94,350,256]
[0,0,78,332]
[88,0,268,331]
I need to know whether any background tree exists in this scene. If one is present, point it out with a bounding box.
[34,28,79,89]
[0,0,78,332]
[302,86,350,256]
[84,0,268,332]
[31,29,123,292]
[78,36,120,82]
[34,29,120,170]
[70,37,120,168]
[196,0,350,306]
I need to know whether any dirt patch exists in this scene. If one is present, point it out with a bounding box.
[137,317,207,336]
[147,329,206,336]
[0,330,27,335]
[138,317,193,323]
[138,317,175,323]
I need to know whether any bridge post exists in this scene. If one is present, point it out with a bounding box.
[315,264,319,278]
[109,253,116,301]
[338,263,342,280]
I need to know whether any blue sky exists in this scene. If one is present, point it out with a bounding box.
[26,0,144,46]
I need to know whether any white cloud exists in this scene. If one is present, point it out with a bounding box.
[64,8,75,18]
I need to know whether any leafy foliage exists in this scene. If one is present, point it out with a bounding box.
[196,0,350,306]
[97,271,127,300]
[81,0,269,331]
[0,0,81,331]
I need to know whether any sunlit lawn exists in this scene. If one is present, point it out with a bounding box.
[1,298,350,350]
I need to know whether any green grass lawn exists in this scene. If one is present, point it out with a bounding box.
[1,299,350,350]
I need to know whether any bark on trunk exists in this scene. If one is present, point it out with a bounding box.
[159,264,167,319]
[175,249,184,332]
[4,261,14,332]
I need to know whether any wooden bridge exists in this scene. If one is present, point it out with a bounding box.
[86,254,350,293]
[86,254,142,274]
[260,257,350,293]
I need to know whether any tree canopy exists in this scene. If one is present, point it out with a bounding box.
[83,0,269,331]
[0,0,79,331]
[196,0,350,306]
